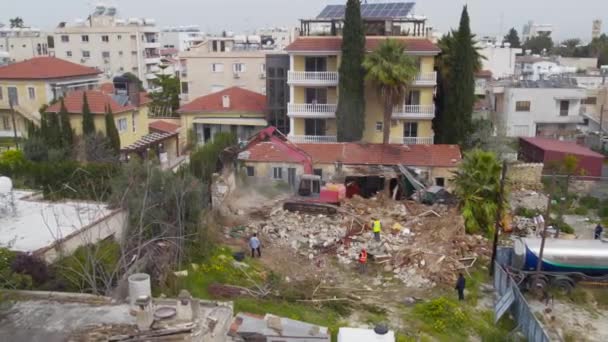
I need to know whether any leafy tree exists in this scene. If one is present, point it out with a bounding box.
[81,92,95,137]
[363,39,418,144]
[590,34,608,67]
[149,74,181,116]
[453,150,503,234]
[190,132,236,184]
[335,0,366,142]
[504,28,521,48]
[522,35,554,55]
[122,72,145,92]
[435,6,478,146]
[9,17,24,28]
[104,105,121,154]
[58,98,74,148]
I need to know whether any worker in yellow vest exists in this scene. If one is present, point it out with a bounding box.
[372,218,381,241]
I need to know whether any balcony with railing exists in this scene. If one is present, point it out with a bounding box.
[390,136,435,145]
[392,104,435,119]
[412,72,437,86]
[288,135,337,143]
[287,71,339,86]
[287,103,337,118]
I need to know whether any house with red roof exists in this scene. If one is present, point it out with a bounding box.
[0,56,101,139]
[282,2,440,145]
[238,128,462,195]
[178,86,267,145]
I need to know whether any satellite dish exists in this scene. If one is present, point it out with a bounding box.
[0,176,13,194]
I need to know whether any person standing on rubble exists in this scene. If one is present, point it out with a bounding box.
[372,218,382,242]
[595,224,604,240]
[249,233,261,258]
[455,273,466,301]
[358,248,368,273]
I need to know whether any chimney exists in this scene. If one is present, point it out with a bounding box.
[113,75,140,107]
[222,94,230,109]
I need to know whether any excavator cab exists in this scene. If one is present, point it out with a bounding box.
[297,174,322,197]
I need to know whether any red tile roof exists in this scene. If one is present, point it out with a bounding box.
[0,57,101,80]
[46,90,135,115]
[149,120,180,134]
[244,142,461,167]
[99,83,115,94]
[178,87,266,114]
[520,137,605,159]
[285,37,440,54]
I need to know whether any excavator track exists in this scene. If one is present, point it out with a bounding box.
[282,201,338,215]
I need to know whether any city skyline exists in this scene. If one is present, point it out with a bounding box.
[1,0,606,41]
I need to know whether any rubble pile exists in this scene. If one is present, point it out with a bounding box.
[509,190,548,213]
[512,216,538,236]
[238,195,491,288]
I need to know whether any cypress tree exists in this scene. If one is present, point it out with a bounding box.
[82,92,95,137]
[58,98,74,148]
[443,6,476,146]
[336,0,365,142]
[104,105,121,154]
[46,112,62,148]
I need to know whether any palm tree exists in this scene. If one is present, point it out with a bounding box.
[452,150,503,234]
[363,39,418,144]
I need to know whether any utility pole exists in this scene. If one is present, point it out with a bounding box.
[490,160,508,277]
[534,173,556,292]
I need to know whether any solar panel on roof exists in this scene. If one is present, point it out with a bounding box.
[316,2,414,19]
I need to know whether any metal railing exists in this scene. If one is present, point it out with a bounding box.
[289,135,337,143]
[413,72,437,85]
[287,71,339,85]
[393,104,435,119]
[390,136,434,145]
[287,103,337,118]
[494,249,551,342]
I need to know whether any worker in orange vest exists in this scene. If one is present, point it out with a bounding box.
[358,248,368,274]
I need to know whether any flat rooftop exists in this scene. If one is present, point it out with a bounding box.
[0,190,113,253]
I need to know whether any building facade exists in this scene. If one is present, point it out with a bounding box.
[265,53,290,135]
[0,57,101,138]
[52,5,161,89]
[161,27,206,51]
[282,2,439,145]
[478,43,522,79]
[490,79,586,138]
[0,27,52,62]
[179,37,267,101]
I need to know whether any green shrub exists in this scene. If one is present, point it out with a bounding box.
[580,196,601,209]
[573,206,589,216]
[412,297,469,335]
[600,206,608,219]
[0,248,33,290]
[514,207,540,218]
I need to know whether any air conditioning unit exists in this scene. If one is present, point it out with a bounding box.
[259,73,266,79]
[233,72,240,79]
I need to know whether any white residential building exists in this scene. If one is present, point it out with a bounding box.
[515,56,576,81]
[0,27,51,62]
[522,21,553,41]
[52,4,161,89]
[490,79,586,139]
[179,36,267,101]
[161,26,206,51]
[478,43,522,79]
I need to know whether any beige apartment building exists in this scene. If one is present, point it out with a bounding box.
[179,36,267,101]
[52,5,161,90]
[0,27,51,62]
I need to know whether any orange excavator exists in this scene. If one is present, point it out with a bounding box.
[243,127,345,215]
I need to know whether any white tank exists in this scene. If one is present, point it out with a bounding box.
[225,31,234,38]
[247,35,261,44]
[144,18,156,26]
[128,18,140,25]
[128,273,151,305]
[0,176,13,194]
[234,35,247,44]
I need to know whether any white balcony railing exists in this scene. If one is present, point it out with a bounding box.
[287,71,339,85]
[391,136,435,145]
[287,103,337,118]
[412,72,437,86]
[392,104,435,119]
[289,135,337,144]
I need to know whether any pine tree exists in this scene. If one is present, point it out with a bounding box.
[440,6,476,146]
[82,92,95,137]
[58,98,74,148]
[104,105,121,154]
[504,28,521,48]
[336,0,365,142]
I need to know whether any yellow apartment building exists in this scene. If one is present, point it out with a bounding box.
[285,2,440,145]
[0,57,101,139]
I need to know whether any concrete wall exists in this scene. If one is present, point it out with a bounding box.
[479,46,522,79]
[36,209,127,263]
[0,35,50,62]
[506,162,544,189]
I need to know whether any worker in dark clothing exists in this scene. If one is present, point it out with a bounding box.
[595,224,604,240]
[455,273,466,301]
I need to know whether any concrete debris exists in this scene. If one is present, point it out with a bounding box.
[510,190,548,213]
[233,195,490,288]
[512,216,538,236]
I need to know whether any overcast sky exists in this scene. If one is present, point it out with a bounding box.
[1,0,606,42]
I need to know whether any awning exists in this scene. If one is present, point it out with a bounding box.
[121,132,178,152]
[192,117,268,126]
